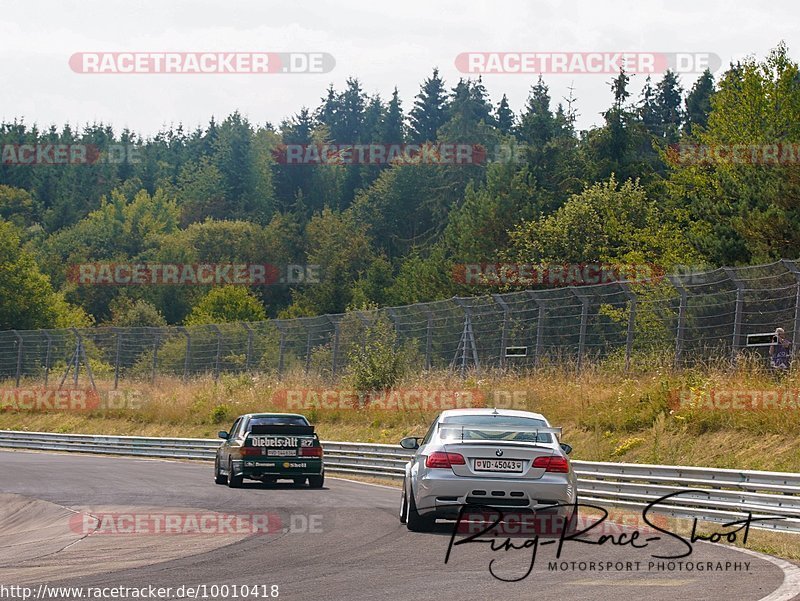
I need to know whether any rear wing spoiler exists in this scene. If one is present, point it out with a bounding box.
[437,424,562,441]
[249,424,315,436]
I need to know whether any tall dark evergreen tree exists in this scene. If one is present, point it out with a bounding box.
[639,76,661,136]
[380,87,405,144]
[275,108,315,212]
[684,69,715,135]
[496,94,515,135]
[335,78,367,143]
[361,95,385,142]
[409,68,448,143]
[517,77,557,146]
[655,70,684,144]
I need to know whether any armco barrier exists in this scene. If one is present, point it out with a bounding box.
[0,430,798,533]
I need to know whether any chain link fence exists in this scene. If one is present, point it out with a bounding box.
[1,260,799,387]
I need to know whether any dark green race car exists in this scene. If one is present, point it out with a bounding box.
[214,413,324,488]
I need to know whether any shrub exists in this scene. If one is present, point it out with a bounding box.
[346,314,416,392]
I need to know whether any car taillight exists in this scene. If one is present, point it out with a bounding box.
[425,451,466,469]
[532,456,570,473]
[241,447,262,456]
[300,446,323,458]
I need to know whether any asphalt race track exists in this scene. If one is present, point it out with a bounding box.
[0,450,798,601]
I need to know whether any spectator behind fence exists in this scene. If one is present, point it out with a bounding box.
[769,327,792,370]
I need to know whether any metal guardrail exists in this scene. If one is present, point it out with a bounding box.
[1,430,798,533]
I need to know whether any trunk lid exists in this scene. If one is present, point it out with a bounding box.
[439,424,561,479]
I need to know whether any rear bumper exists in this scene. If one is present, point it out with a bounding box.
[234,458,323,478]
[413,470,576,518]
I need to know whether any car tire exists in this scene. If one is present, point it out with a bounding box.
[406,485,435,532]
[214,457,227,485]
[227,459,243,488]
[399,482,408,524]
[565,500,579,535]
[308,473,324,488]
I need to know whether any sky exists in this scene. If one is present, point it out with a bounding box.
[1,0,797,138]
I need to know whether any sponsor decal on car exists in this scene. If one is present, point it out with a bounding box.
[249,436,300,447]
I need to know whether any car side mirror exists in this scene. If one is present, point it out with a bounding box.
[399,437,420,450]
[560,442,573,455]
[218,431,229,440]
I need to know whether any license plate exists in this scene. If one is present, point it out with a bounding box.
[474,459,523,472]
[267,449,297,457]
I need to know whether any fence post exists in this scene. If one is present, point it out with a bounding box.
[327,316,341,377]
[453,298,479,377]
[70,328,81,388]
[492,294,510,369]
[424,309,433,370]
[527,291,546,368]
[79,329,96,390]
[150,330,160,385]
[112,328,122,389]
[569,287,590,372]
[385,307,406,360]
[208,325,222,381]
[304,322,312,375]
[43,331,53,388]
[619,283,637,372]
[667,275,687,368]
[385,308,400,348]
[272,321,285,375]
[781,260,800,347]
[723,267,744,364]
[241,323,254,372]
[356,311,372,352]
[12,331,22,387]
[178,327,191,380]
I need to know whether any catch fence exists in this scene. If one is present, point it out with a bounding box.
[1,260,799,386]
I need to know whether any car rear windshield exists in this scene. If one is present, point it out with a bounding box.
[441,415,552,443]
[249,416,309,427]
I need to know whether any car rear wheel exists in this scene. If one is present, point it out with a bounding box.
[308,473,324,488]
[406,486,435,532]
[565,500,579,535]
[214,457,227,485]
[227,459,243,488]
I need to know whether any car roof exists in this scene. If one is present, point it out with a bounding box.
[439,408,547,421]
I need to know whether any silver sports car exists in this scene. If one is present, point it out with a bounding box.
[399,408,577,532]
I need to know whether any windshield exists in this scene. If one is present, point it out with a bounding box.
[248,416,309,427]
[441,415,553,443]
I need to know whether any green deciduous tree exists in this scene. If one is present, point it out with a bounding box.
[0,220,91,329]
[184,286,267,325]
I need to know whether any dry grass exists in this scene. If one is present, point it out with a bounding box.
[2,363,800,471]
